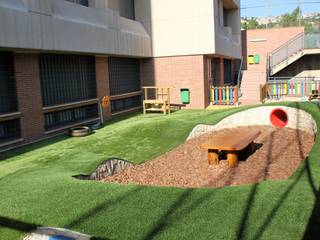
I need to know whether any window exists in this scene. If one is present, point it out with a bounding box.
[224,59,232,85]
[223,8,228,27]
[111,96,142,113]
[0,119,21,144]
[0,51,18,114]
[39,54,97,107]
[44,104,98,131]
[108,57,141,96]
[65,0,89,7]
[108,0,135,20]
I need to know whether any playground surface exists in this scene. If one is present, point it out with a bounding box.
[1,102,320,240]
[104,126,314,188]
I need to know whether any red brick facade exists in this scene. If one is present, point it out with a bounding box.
[96,56,112,120]
[14,53,45,142]
[242,27,305,73]
[141,55,209,109]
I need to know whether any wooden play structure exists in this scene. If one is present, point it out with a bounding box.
[142,87,171,115]
[201,129,260,168]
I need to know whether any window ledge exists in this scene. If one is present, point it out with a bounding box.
[0,112,21,122]
[43,99,99,113]
[0,138,24,148]
[45,117,100,135]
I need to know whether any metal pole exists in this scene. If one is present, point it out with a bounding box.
[265,0,269,29]
[298,0,301,26]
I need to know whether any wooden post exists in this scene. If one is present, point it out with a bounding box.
[227,151,238,168]
[167,88,171,115]
[208,149,219,165]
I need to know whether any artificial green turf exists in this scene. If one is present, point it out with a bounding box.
[0,102,320,240]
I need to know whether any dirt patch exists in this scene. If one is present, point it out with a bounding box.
[103,126,315,188]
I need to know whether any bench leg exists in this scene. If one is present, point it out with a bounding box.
[208,149,219,165]
[227,151,238,168]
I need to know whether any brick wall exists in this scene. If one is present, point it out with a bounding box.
[14,53,45,142]
[140,55,207,109]
[242,27,305,73]
[96,56,111,121]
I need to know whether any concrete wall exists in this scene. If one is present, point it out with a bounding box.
[187,106,317,140]
[107,0,134,19]
[242,27,305,73]
[214,0,241,59]
[135,0,241,59]
[274,54,320,79]
[0,0,151,57]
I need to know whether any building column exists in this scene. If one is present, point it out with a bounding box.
[217,58,225,86]
[14,53,45,141]
[96,56,112,121]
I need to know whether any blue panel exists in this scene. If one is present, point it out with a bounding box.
[49,235,75,240]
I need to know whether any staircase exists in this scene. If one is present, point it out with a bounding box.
[240,70,266,105]
[269,33,320,75]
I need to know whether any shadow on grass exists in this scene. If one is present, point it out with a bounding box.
[237,102,319,239]
[0,112,142,162]
[0,216,39,233]
[302,102,320,240]
[65,186,144,229]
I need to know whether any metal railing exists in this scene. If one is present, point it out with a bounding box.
[265,77,319,99]
[269,33,320,70]
[269,32,304,68]
[210,85,239,105]
[304,33,320,49]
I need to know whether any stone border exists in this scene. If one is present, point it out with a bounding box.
[24,227,91,240]
[73,158,134,181]
[187,106,317,141]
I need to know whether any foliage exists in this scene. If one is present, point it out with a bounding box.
[242,7,320,33]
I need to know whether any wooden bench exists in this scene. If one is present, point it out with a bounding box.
[201,129,261,168]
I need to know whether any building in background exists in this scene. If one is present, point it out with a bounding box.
[240,27,320,104]
[0,0,241,150]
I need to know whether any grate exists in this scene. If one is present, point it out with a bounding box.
[44,104,98,131]
[111,96,141,113]
[65,0,89,7]
[39,54,97,107]
[108,57,141,96]
[0,119,21,144]
[0,51,18,114]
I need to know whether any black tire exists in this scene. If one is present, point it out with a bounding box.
[69,126,91,137]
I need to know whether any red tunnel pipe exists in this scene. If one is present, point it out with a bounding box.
[270,108,289,128]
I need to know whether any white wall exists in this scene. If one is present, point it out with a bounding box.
[135,0,241,59]
[0,0,151,57]
[214,0,241,59]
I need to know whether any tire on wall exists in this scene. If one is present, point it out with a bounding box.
[69,126,91,137]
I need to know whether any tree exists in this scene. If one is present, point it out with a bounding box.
[242,17,260,30]
[279,7,301,27]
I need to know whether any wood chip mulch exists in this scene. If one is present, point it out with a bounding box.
[103,126,315,188]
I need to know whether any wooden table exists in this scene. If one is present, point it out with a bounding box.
[201,129,261,168]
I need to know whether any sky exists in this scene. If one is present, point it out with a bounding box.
[241,0,320,17]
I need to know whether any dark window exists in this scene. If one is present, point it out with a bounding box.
[223,8,228,27]
[40,54,96,107]
[111,96,141,113]
[0,51,18,114]
[0,119,21,144]
[44,104,98,131]
[224,59,232,85]
[65,0,89,7]
[108,57,141,96]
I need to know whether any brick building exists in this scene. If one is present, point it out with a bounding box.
[0,0,241,150]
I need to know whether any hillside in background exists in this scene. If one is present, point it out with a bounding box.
[242,7,320,32]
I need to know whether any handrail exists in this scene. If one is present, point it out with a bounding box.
[236,57,243,87]
[269,32,305,68]
[269,32,304,56]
